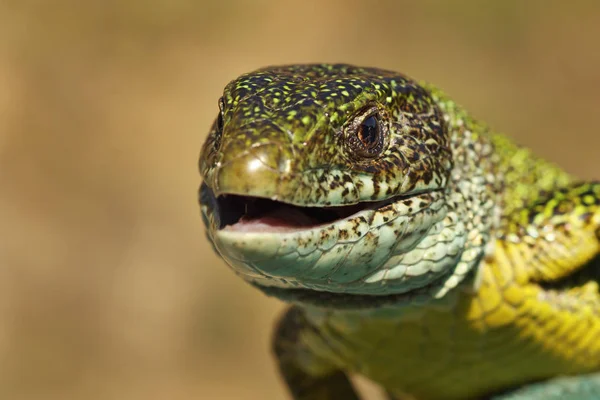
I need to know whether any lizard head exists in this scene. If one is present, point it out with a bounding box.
[199,64,494,308]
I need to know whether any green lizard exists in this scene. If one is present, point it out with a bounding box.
[198,64,600,400]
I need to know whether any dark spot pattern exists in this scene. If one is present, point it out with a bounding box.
[200,64,452,206]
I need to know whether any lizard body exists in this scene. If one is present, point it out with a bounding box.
[198,64,600,399]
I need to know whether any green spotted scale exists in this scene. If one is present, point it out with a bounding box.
[198,64,600,399]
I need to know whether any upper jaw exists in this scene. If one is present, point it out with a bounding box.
[200,136,443,209]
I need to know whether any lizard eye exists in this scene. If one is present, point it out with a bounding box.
[358,114,379,148]
[346,106,387,158]
[216,112,224,132]
[213,97,225,150]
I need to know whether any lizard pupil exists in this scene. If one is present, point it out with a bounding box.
[358,114,380,148]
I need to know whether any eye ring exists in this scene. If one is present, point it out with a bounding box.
[345,105,388,159]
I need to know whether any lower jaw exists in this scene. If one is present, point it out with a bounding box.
[251,270,456,310]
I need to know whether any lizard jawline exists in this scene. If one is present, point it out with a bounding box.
[209,188,413,233]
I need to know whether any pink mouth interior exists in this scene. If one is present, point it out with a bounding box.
[219,196,370,233]
[224,206,323,233]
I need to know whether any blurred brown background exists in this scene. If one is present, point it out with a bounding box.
[1,1,599,399]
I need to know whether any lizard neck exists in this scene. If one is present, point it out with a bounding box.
[432,84,574,226]
[488,133,574,218]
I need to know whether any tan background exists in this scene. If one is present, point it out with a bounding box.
[1,1,599,399]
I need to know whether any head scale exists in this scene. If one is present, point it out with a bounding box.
[200,64,452,207]
[200,64,495,308]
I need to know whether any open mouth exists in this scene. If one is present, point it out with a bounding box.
[199,182,463,307]
[210,188,406,233]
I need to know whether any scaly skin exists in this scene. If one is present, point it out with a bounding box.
[198,64,600,399]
